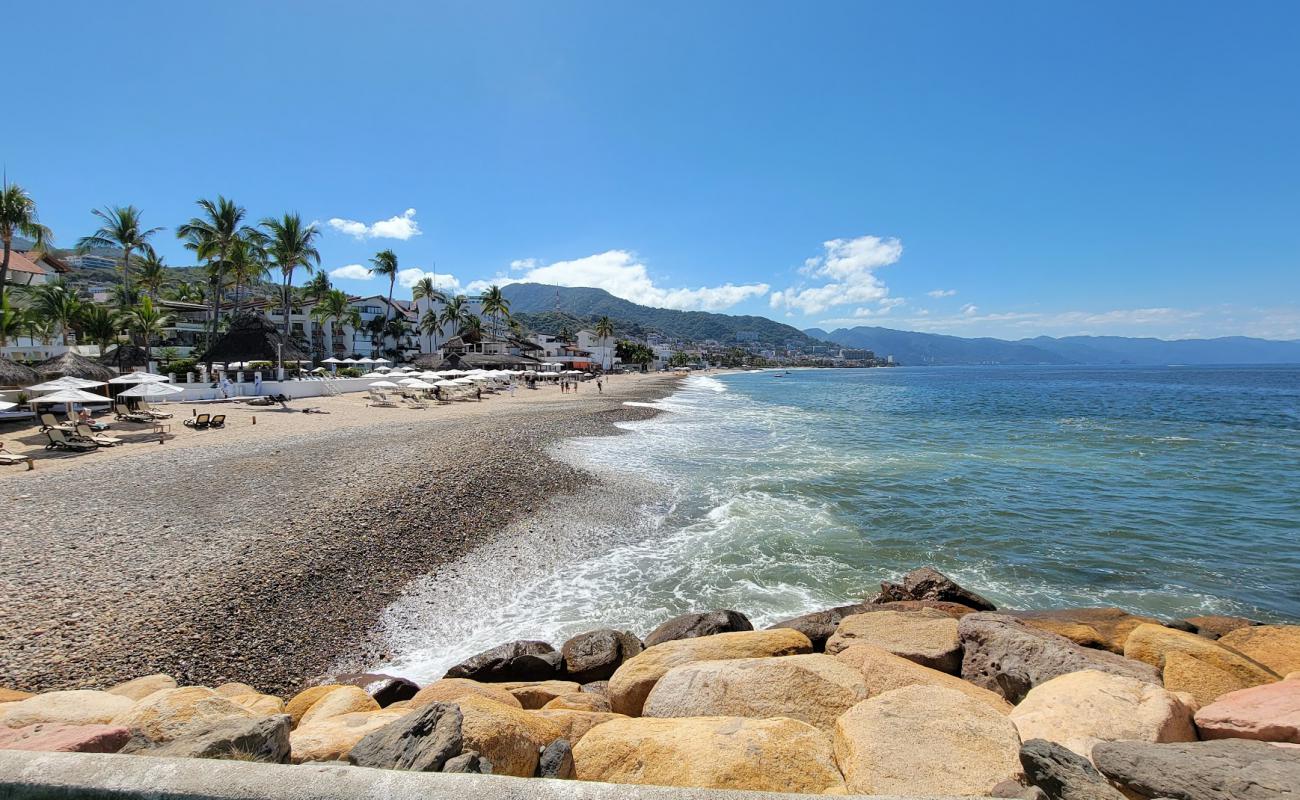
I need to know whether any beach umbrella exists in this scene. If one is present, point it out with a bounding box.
[34,351,116,382]
[30,387,111,418]
[0,400,17,412]
[373,357,391,364]
[434,380,458,388]
[321,357,342,364]
[451,377,476,385]
[368,380,400,388]
[108,371,170,384]
[341,357,359,364]
[116,382,183,398]
[399,378,436,389]
[27,376,107,392]
[360,371,386,378]
[357,357,375,364]
[311,366,327,373]
[0,358,40,388]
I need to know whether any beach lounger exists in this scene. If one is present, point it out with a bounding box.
[184,413,211,429]
[44,429,97,452]
[367,390,398,408]
[38,413,75,433]
[76,424,123,447]
[114,404,154,423]
[209,414,226,428]
[139,400,174,419]
[403,396,428,409]
[0,445,33,467]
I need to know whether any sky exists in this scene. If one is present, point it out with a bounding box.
[6,1,1299,340]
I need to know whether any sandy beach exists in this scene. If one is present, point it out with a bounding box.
[0,372,681,695]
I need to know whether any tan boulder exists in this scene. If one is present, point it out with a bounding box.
[542,692,611,712]
[289,708,407,762]
[110,687,257,743]
[1162,651,1256,706]
[533,709,626,743]
[409,678,522,709]
[0,691,135,729]
[105,674,178,701]
[1125,624,1279,704]
[298,686,380,727]
[642,654,866,731]
[1009,670,1196,760]
[825,608,961,673]
[228,693,286,716]
[835,644,1012,714]
[608,629,812,716]
[1183,615,1261,639]
[285,685,342,727]
[453,695,564,777]
[0,689,33,704]
[834,685,1022,796]
[213,682,256,698]
[573,715,845,793]
[495,680,582,709]
[1194,679,1300,743]
[1006,608,1160,653]
[1219,625,1300,676]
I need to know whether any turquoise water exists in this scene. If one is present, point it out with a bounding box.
[388,365,1299,679]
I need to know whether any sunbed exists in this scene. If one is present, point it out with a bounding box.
[209,414,226,428]
[44,429,97,452]
[38,413,75,433]
[367,390,398,408]
[0,445,33,467]
[403,396,428,409]
[114,404,154,423]
[139,400,174,419]
[184,413,211,429]
[76,424,123,446]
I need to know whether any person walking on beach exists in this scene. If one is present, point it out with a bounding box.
[597,377,603,393]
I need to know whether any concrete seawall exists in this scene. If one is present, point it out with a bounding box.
[0,751,994,800]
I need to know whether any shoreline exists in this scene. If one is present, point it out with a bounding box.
[0,372,684,695]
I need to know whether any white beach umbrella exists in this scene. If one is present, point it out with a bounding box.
[357,357,375,364]
[109,371,170,384]
[360,371,387,378]
[418,371,440,380]
[434,380,459,388]
[27,376,107,392]
[399,378,436,389]
[341,358,359,364]
[0,400,17,412]
[30,387,111,418]
[373,357,391,364]
[116,382,183,397]
[368,380,400,388]
[451,377,476,385]
[321,357,342,364]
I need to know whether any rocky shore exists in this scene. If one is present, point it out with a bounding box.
[2,566,1297,798]
[0,377,677,695]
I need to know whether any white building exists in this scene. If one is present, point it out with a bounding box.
[260,294,420,361]
[411,293,487,354]
[574,329,618,371]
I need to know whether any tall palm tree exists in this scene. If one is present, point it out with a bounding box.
[225,233,268,317]
[0,290,31,347]
[438,295,470,343]
[29,280,83,345]
[411,275,446,353]
[261,213,321,337]
[595,315,615,371]
[480,284,511,337]
[76,205,162,309]
[175,196,248,347]
[369,250,399,349]
[0,181,53,290]
[458,313,484,342]
[136,246,170,298]
[310,289,359,356]
[167,280,207,304]
[78,303,119,356]
[121,295,171,362]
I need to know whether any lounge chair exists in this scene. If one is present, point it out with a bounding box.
[44,429,97,452]
[139,400,174,419]
[209,414,226,428]
[403,396,428,409]
[76,424,123,447]
[367,390,398,408]
[184,413,211,429]
[38,413,75,433]
[0,444,33,467]
[114,404,154,423]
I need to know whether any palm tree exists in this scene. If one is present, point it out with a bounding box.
[383,315,410,359]
[369,249,399,349]
[261,213,321,337]
[458,313,484,342]
[480,284,511,337]
[175,196,249,347]
[225,233,268,317]
[310,289,359,356]
[167,280,206,304]
[419,307,443,354]
[0,290,31,347]
[438,295,470,343]
[121,295,171,362]
[302,271,332,305]
[29,280,83,345]
[595,315,615,370]
[78,303,119,356]
[136,247,170,298]
[0,181,53,290]
[76,205,162,310]
[411,275,446,353]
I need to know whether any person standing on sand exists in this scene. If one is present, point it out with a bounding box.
[475,386,482,402]
[597,377,603,393]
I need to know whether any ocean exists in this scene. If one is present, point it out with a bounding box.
[382,365,1300,681]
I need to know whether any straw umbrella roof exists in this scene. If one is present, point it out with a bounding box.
[33,351,116,382]
[0,357,40,388]
[99,343,151,370]
[196,313,309,365]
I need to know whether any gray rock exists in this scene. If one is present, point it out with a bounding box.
[580,681,609,696]
[1019,739,1126,800]
[643,610,753,647]
[347,703,462,771]
[560,629,643,683]
[1093,739,1300,800]
[876,566,998,611]
[444,640,561,682]
[958,612,1160,702]
[991,780,1047,800]
[768,604,873,651]
[329,673,420,707]
[120,714,290,763]
[442,750,491,774]
[537,738,574,779]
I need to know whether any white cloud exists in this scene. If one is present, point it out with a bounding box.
[771,235,903,314]
[396,268,462,292]
[493,250,770,312]
[327,208,422,240]
[961,303,979,316]
[927,288,957,298]
[329,264,373,280]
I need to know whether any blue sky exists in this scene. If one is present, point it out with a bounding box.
[7,1,1299,339]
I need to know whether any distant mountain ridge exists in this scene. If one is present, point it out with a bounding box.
[813,325,1300,366]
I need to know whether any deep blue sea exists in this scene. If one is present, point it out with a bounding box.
[387,365,1300,679]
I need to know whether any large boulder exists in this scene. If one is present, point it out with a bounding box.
[1218,624,1300,676]
[284,685,343,727]
[0,691,134,729]
[214,683,256,698]
[607,628,812,716]
[328,673,420,708]
[1181,615,1262,640]
[106,674,178,701]
[408,679,521,709]
[560,629,643,683]
[1005,608,1160,654]
[0,723,131,754]
[297,686,380,727]
[642,610,753,647]
[1009,670,1196,760]
[0,690,32,704]
[445,640,561,682]
[1018,738,1127,800]
[495,680,582,709]
[875,565,998,611]
[110,687,258,744]
[542,693,610,713]
[227,694,284,716]
[572,715,844,793]
[533,709,627,743]
[452,695,564,778]
[289,708,408,763]
[1124,623,1279,704]
[825,608,962,672]
[642,653,866,731]
[834,644,1013,713]
[347,702,462,771]
[442,750,490,773]
[537,738,574,779]
[1194,679,1300,743]
[768,603,873,651]
[122,714,291,763]
[833,684,1023,796]
[959,613,1160,703]
[1161,650,1255,707]
[1093,739,1300,800]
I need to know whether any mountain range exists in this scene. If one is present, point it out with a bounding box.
[807,326,1300,366]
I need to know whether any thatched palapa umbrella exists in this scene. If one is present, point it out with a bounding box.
[197,313,309,367]
[33,351,116,383]
[0,357,40,388]
[99,344,151,371]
